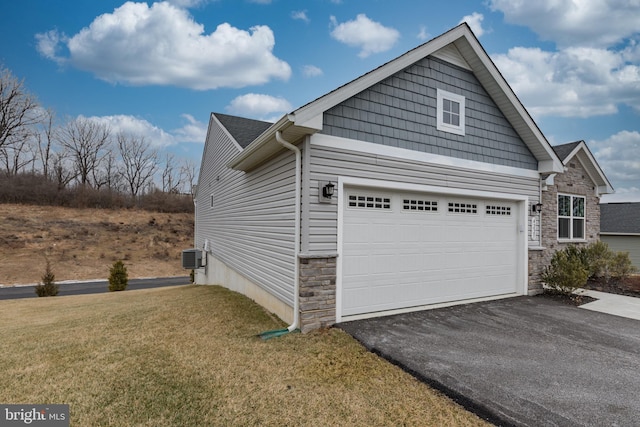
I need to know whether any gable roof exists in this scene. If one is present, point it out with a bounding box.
[552,141,581,160]
[601,203,640,234]
[228,23,564,173]
[553,140,614,195]
[213,113,272,148]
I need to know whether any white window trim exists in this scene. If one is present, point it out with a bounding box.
[437,89,465,136]
[557,194,586,241]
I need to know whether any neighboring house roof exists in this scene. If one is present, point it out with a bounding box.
[213,113,272,148]
[601,203,640,234]
[553,140,614,195]
[228,23,564,174]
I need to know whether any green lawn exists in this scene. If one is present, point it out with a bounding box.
[0,285,489,426]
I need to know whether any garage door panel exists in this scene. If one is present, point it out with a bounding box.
[342,189,521,317]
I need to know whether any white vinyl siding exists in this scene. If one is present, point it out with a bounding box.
[195,119,297,304]
[303,137,540,254]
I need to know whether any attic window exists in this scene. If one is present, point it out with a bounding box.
[437,89,465,136]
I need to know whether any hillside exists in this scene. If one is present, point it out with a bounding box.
[0,204,194,285]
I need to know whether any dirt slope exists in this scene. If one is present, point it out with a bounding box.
[0,204,194,285]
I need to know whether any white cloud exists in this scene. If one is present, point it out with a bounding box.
[35,30,66,64]
[35,2,291,90]
[417,25,430,41]
[291,10,309,23]
[493,46,640,118]
[302,65,323,77]
[329,14,400,58]
[589,130,640,187]
[489,0,640,48]
[80,113,207,147]
[226,93,292,121]
[83,115,176,147]
[459,12,485,37]
[167,0,211,7]
[172,114,208,143]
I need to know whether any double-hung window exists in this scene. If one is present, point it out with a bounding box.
[558,194,585,240]
[437,89,465,136]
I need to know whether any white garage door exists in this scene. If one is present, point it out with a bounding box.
[342,188,521,317]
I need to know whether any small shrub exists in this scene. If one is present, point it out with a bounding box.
[108,260,128,292]
[542,247,589,295]
[584,240,613,279]
[35,261,59,297]
[609,251,637,280]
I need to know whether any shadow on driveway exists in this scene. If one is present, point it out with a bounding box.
[338,296,640,427]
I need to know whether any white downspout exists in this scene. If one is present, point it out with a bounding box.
[275,130,301,332]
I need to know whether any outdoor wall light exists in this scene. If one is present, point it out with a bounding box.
[322,182,335,198]
[532,202,543,213]
[319,181,335,203]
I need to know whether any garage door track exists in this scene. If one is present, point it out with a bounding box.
[338,296,640,427]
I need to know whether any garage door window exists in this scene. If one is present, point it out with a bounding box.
[558,194,585,240]
[486,205,511,216]
[348,194,391,210]
[448,202,477,214]
[403,199,438,212]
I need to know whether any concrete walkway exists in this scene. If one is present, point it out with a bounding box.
[578,289,640,320]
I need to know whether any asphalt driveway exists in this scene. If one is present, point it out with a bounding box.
[338,296,640,427]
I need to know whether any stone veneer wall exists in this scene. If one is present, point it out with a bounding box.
[298,254,338,333]
[528,159,601,292]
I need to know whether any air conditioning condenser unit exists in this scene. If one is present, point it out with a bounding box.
[182,249,203,269]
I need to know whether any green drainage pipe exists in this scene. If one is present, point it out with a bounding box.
[259,327,300,340]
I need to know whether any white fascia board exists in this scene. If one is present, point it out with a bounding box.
[538,159,564,174]
[291,25,467,127]
[456,37,564,173]
[601,232,640,236]
[567,142,615,194]
[339,175,529,201]
[311,133,541,180]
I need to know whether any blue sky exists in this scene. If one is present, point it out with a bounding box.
[1,0,639,201]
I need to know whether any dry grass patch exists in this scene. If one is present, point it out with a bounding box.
[0,285,490,426]
[0,203,192,285]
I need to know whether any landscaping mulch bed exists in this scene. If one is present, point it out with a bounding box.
[540,275,640,307]
[540,292,597,307]
[584,275,640,298]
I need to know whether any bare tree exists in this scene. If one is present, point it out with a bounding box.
[0,136,36,176]
[52,150,74,190]
[57,116,110,187]
[0,65,42,151]
[117,133,158,198]
[161,153,181,193]
[180,158,198,196]
[36,108,56,179]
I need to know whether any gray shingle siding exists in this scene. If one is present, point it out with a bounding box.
[195,118,296,304]
[321,57,537,170]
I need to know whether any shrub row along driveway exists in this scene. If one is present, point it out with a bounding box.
[338,296,640,427]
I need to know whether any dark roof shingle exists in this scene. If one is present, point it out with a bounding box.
[552,141,581,161]
[600,203,640,234]
[213,113,272,148]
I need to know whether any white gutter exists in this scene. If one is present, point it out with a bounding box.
[275,130,301,332]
